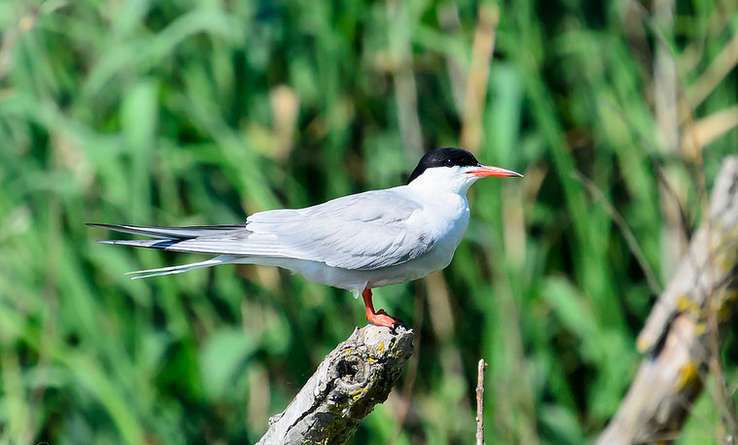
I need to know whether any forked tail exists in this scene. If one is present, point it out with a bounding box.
[88,223,246,279]
[125,255,234,279]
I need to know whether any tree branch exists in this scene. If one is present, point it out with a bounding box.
[476,358,487,445]
[257,325,415,445]
[596,156,738,445]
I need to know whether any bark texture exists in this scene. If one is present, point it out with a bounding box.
[257,325,414,445]
[597,156,738,444]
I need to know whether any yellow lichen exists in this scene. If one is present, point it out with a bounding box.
[676,295,699,315]
[694,322,706,335]
[636,336,650,353]
[350,388,368,401]
[675,362,699,389]
[375,341,385,354]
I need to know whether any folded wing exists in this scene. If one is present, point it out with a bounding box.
[243,189,434,270]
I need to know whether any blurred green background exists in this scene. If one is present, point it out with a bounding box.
[1,0,737,443]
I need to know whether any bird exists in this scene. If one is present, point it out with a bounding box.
[89,147,522,328]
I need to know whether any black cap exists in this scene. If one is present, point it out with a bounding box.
[406,147,480,184]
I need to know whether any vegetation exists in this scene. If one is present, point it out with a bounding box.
[1,0,736,443]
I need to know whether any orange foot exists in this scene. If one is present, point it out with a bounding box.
[362,288,401,328]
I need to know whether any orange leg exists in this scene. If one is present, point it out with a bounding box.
[362,288,399,328]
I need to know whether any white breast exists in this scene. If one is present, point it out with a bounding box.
[413,192,470,270]
[353,191,469,288]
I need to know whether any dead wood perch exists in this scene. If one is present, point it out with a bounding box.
[596,156,738,445]
[257,325,414,445]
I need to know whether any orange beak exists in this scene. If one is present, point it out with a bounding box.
[467,165,523,178]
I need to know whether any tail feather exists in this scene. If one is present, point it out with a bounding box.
[89,223,246,279]
[90,222,254,256]
[98,239,180,249]
[87,223,244,239]
[126,256,234,280]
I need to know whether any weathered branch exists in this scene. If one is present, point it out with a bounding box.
[596,156,738,445]
[475,359,487,445]
[257,325,415,445]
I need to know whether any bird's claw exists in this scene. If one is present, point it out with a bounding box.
[367,309,405,332]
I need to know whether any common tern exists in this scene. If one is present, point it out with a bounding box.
[90,147,522,327]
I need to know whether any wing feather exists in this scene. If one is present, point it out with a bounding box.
[240,189,436,270]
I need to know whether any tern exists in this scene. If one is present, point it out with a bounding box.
[90,148,522,327]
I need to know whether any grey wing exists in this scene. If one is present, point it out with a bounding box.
[243,189,437,270]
